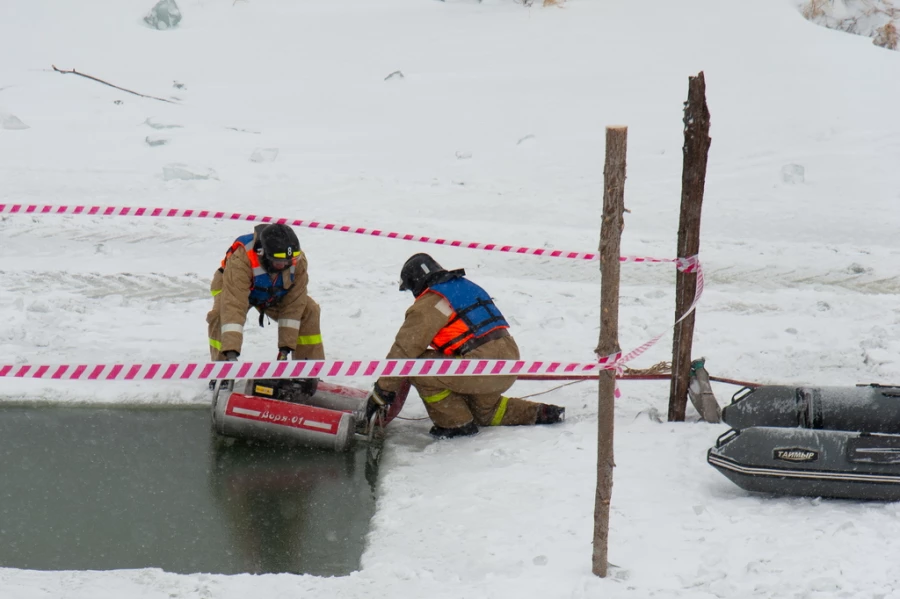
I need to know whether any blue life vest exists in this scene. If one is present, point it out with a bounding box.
[426,277,509,355]
[223,232,295,310]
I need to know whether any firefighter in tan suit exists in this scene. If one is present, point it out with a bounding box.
[365,253,564,439]
[206,223,324,392]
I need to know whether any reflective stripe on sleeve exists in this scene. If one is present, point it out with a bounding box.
[278,318,301,329]
[211,289,222,297]
[422,389,451,404]
[490,396,510,426]
[297,334,322,346]
[209,339,222,350]
[434,298,453,317]
[222,324,244,335]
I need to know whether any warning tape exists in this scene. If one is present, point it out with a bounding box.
[0,266,699,384]
[0,265,700,383]
[0,358,616,381]
[0,203,706,385]
[615,260,706,366]
[0,203,700,271]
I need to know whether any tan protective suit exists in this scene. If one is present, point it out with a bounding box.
[206,240,324,361]
[376,292,541,429]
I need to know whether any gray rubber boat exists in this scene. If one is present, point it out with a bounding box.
[722,384,900,433]
[708,426,900,501]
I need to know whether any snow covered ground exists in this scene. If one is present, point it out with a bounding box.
[2,0,900,596]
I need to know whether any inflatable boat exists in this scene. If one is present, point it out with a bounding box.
[708,426,900,501]
[708,384,900,500]
[722,384,900,434]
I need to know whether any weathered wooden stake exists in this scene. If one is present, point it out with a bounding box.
[592,125,627,577]
[668,72,711,422]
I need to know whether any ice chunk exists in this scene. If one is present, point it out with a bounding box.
[162,163,217,181]
[249,148,279,163]
[144,0,182,30]
[781,163,805,184]
[1,112,29,130]
[225,126,261,134]
[145,135,169,147]
[144,117,182,130]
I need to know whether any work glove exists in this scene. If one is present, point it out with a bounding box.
[277,347,292,361]
[365,383,397,421]
[223,350,239,362]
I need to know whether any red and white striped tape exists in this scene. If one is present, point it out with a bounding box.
[610,255,705,374]
[0,272,700,383]
[0,357,617,381]
[0,312,692,384]
[0,203,700,271]
[0,203,706,386]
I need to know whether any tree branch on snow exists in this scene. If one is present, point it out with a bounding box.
[51,65,180,104]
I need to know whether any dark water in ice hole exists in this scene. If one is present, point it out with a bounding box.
[0,404,376,575]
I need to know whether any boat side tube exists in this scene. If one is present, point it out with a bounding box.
[721,386,805,430]
[722,385,900,433]
[802,386,900,434]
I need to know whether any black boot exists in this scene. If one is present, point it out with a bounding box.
[429,421,479,439]
[535,404,565,425]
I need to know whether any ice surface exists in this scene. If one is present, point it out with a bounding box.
[3,0,900,597]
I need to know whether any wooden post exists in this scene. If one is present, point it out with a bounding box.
[592,125,627,577]
[668,72,711,422]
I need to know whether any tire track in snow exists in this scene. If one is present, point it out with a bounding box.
[483,253,900,295]
[0,214,214,247]
[1,271,208,303]
[4,214,899,295]
[707,264,900,295]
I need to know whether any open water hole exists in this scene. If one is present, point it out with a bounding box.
[0,404,376,575]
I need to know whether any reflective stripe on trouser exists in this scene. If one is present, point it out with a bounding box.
[410,350,540,429]
[206,271,237,361]
[279,298,325,360]
[252,298,325,360]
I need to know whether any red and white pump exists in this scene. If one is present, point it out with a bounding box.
[211,378,408,452]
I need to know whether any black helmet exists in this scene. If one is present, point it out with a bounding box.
[256,223,300,273]
[398,253,470,297]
